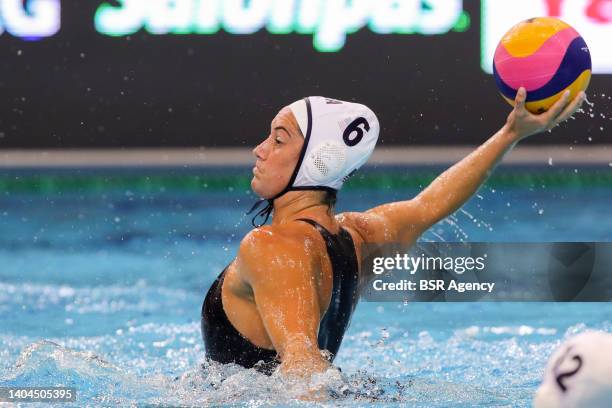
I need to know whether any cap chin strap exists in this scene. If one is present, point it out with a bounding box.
[246,197,274,227]
[247,179,295,227]
[246,97,314,228]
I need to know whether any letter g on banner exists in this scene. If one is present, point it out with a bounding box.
[0,0,61,39]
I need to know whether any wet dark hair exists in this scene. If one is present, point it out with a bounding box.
[248,189,338,227]
[321,190,337,211]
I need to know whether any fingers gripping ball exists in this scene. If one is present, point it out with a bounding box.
[534,331,612,408]
[493,17,591,114]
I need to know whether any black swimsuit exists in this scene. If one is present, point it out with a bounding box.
[201,218,360,374]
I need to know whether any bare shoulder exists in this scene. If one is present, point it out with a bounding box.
[335,211,396,244]
[236,224,317,283]
[337,196,429,246]
[238,226,281,259]
[239,224,318,256]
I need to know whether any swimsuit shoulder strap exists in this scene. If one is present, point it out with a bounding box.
[295,217,360,357]
[295,218,347,240]
[294,218,357,265]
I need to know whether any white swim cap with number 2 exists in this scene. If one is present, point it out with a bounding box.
[535,331,612,408]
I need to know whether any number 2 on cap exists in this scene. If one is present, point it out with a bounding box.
[552,346,583,393]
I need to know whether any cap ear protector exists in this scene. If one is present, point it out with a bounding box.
[303,140,347,184]
[248,96,380,227]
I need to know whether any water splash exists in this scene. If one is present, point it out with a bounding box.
[0,340,504,406]
[421,204,496,242]
[1,340,163,405]
[459,208,493,232]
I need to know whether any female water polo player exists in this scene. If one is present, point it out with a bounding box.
[201,89,585,378]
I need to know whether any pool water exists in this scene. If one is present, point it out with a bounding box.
[0,167,611,407]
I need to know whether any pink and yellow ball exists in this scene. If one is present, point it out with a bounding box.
[493,17,591,114]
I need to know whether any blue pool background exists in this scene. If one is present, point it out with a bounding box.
[0,166,611,406]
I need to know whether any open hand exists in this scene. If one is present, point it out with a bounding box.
[505,87,586,141]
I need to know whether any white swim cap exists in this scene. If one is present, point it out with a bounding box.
[248,96,379,226]
[288,96,379,191]
[534,331,612,408]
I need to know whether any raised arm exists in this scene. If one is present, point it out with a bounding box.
[237,229,331,378]
[365,87,586,244]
